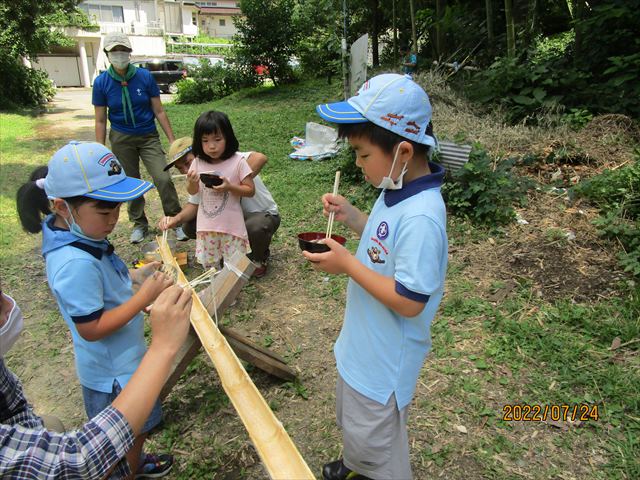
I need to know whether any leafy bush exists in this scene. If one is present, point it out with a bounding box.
[233,0,298,85]
[174,60,258,104]
[294,0,341,82]
[572,154,640,276]
[441,147,532,226]
[468,1,640,122]
[0,56,55,109]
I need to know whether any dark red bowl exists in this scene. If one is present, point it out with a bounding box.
[201,172,223,187]
[298,232,347,253]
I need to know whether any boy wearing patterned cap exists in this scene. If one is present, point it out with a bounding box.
[306,74,448,480]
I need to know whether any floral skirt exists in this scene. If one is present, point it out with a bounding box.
[196,231,250,269]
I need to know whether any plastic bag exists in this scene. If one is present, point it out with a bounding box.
[289,122,340,161]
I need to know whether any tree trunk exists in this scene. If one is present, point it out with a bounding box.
[485,0,494,50]
[392,0,397,65]
[409,0,417,56]
[573,0,585,66]
[529,0,539,37]
[370,0,380,66]
[435,0,445,58]
[504,0,515,58]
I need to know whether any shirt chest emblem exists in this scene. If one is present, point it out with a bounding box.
[376,221,389,240]
[136,88,142,96]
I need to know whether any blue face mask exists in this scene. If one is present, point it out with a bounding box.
[63,201,104,241]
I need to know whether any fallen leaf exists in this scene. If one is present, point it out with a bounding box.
[610,337,622,350]
[455,425,468,434]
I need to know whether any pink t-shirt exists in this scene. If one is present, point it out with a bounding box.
[189,152,253,239]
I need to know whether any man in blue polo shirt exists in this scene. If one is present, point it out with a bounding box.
[305,73,448,480]
[93,32,184,244]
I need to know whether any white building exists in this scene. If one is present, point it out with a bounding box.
[32,0,201,87]
[195,1,241,39]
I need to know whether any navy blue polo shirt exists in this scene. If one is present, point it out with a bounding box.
[92,67,160,135]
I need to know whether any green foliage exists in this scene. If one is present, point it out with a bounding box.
[233,0,299,85]
[468,0,640,121]
[561,108,593,130]
[0,0,79,58]
[47,8,99,32]
[0,56,56,109]
[167,35,231,56]
[174,60,258,104]
[0,0,85,108]
[294,0,341,81]
[441,147,532,226]
[573,156,640,276]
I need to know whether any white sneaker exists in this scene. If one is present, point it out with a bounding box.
[130,227,147,244]
[175,226,188,241]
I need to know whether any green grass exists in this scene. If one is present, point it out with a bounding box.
[0,112,56,274]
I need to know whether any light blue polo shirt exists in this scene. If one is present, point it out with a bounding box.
[335,162,447,410]
[41,216,146,393]
[92,67,160,135]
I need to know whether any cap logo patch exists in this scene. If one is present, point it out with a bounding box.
[99,152,116,166]
[108,159,123,176]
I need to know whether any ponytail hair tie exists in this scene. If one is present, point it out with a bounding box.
[35,178,46,189]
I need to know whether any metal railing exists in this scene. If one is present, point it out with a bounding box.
[167,41,234,55]
[99,23,164,36]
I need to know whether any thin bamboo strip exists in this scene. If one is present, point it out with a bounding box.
[325,171,340,239]
[156,238,314,480]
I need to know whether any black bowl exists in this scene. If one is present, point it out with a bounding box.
[201,172,223,187]
[298,232,347,253]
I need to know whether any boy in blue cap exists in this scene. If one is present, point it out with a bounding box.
[306,74,448,480]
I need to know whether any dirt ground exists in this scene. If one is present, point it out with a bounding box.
[7,88,636,479]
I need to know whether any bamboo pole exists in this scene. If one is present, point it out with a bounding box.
[157,238,314,479]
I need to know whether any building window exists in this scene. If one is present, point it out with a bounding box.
[80,4,124,23]
[192,13,197,25]
[219,19,226,26]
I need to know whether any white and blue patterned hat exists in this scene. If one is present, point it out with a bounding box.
[316,73,436,147]
[44,141,153,201]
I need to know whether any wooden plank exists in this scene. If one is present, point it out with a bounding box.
[157,240,314,479]
[219,326,291,366]
[220,326,297,382]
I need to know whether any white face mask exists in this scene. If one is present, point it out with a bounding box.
[62,200,103,241]
[0,294,24,357]
[376,143,408,190]
[108,51,130,70]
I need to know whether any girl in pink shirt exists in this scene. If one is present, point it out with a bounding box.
[187,111,255,268]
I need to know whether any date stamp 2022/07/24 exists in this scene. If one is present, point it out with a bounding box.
[502,404,599,422]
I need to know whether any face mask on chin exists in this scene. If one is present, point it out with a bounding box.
[376,142,408,190]
[0,294,24,357]
[108,51,130,70]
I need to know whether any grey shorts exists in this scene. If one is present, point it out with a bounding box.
[336,374,412,480]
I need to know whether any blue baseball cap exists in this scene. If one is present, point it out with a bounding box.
[316,73,436,148]
[44,141,153,201]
